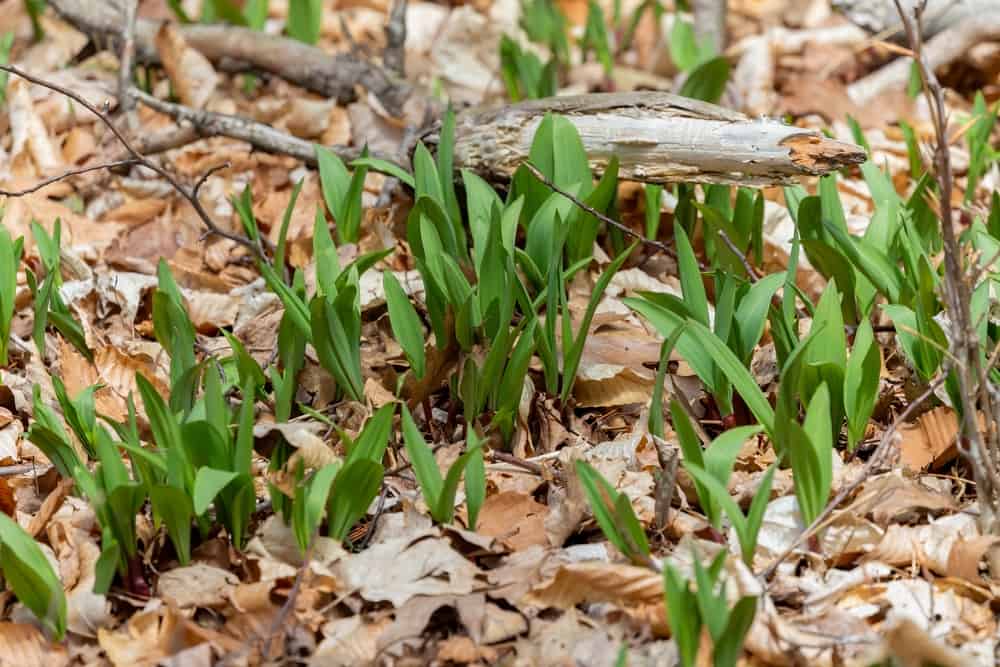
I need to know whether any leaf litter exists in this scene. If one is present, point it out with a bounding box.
[0,0,997,665]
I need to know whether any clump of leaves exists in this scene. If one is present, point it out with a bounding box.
[283,404,393,551]
[670,400,775,566]
[233,185,389,403]
[575,460,650,565]
[26,220,91,362]
[664,551,757,667]
[401,405,485,528]
[0,513,67,639]
[0,225,23,367]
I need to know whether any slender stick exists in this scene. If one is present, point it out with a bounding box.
[894,0,1000,532]
[522,162,678,259]
[0,159,139,196]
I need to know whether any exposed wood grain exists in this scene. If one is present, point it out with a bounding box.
[443,92,867,186]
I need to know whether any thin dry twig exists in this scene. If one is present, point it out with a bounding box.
[384,0,408,78]
[116,0,138,114]
[894,0,1000,534]
[0,63,264,257]
[130,87,376,168]
[522,162,678,259]
[491,451,544,475]
[717,229,760,282]
[0,159,140,197]
[261,535,317,660]
[191,161,232,202]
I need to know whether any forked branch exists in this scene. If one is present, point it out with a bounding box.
[0,64,265,258]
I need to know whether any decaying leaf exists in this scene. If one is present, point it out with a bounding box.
[0,623,68,667]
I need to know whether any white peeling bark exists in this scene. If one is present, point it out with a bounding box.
[448,92,866,187]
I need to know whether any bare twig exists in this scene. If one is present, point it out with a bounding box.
[130,88,376,168]
[762,370,949,581]
[491,451,544,475]
[130,126,201,157]
[0,159,139,196]
[191,161,231,202]
[522,162,678,259]
[652,439,679,533]
[359,485,390,549]
[0,463,51,477]
[116,0,138,114]
[261,536,316,660]
[0,63,264,257]
[894,0,1000,535]
[717,229,760,282]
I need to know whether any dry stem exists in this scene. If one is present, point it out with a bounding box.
[894,0,1000,535]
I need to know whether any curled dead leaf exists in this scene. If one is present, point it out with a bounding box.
[476,491,549,551]
[945,535,1000,584]
[0,623,68,667]
[897,407,960,472]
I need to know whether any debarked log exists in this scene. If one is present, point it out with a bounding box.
[441,92,866,186]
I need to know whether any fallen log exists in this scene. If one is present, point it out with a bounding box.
[130,90,864,186]
[440,93,866,186]
[49,0,409,113]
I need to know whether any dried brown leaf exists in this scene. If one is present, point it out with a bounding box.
[158,564,239,609]
[528,562,668,635]
[476,491,549,551]
[898,406,960,472]
[0,623,68,667]
[945,535,1000,584]
[333,531,482,607]
[154,24,219,109]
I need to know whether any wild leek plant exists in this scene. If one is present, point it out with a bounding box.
[26,220,91,362]
[575,460,651,566]
[664,551,757,667]
[0,513,66,639]
[233,186,389,403]
[401,405,485,528]
[0,226,23,367]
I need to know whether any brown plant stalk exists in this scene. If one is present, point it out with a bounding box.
[894,0,1000,538]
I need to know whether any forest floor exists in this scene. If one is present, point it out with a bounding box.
[0,0,999,665]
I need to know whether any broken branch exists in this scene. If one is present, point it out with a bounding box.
[0,64,264,257]
[130,88,372,166]
[49,0,411,114]
[445,93,867,187]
